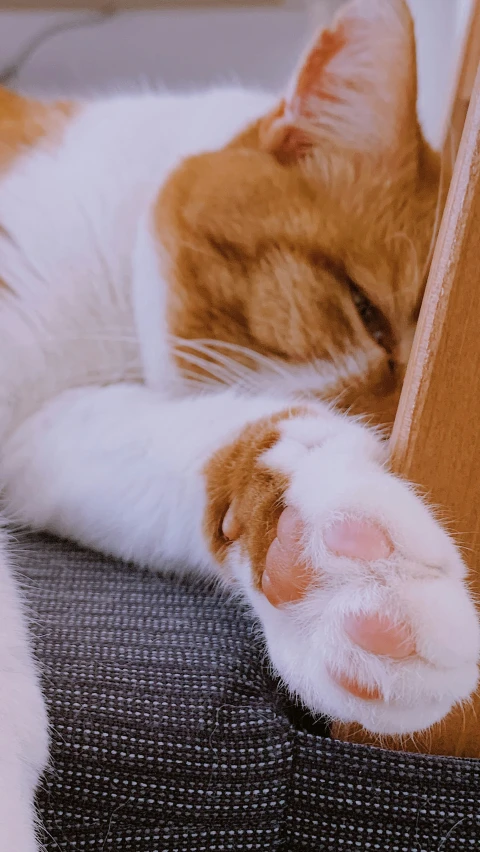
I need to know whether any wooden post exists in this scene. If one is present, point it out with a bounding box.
[333,59,480,758]
[443,0,480,162]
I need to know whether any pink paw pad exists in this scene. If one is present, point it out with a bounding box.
[327,615,415,703]
[324,517,393,561]
[345,613,416,659]
[329,614,416,703]
[262,507,416,700]
[262,509,394,609]
[332,671,383,702]
[263,507,314,607]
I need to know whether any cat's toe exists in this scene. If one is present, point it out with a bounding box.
[324,517,393,561]
[262,509,393,610]
[222,503,241,541]
[330,671,382,702]
[344,612,415,659]
[263,507,418,699]
[328,612,416,702]
[262,507,314,606]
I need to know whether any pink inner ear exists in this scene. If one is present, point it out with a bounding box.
[293,28,347,114]
[259,0,417,165]
[260,25,349,162]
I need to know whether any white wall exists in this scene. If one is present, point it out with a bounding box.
[0,0,470,147]
[408,0,469,147]
[0,3,317,94]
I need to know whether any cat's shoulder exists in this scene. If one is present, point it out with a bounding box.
[0,84,275,174]
[0,87,75,170]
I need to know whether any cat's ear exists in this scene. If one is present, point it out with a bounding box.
[260,0,418,163]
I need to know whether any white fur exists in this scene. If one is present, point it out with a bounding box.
[0,532,49,852]
[246,413,479,735]
[0,85,277,851]
[6,387,477,736]
[0,88,275,443]
[0,29,478,852]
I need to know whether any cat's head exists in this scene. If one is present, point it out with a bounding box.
[155,0,444,429]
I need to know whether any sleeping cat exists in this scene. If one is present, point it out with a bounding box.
[0,0,479,848]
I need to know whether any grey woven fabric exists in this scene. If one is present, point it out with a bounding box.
[17,533,480,851]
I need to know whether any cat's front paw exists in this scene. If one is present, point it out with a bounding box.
[205,407,480,735]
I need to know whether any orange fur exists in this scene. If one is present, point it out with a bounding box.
[0,88,73,173]
[204,407,311,585]
[0,5,445,435]
[152,0,446,432]
[155,129,443,430]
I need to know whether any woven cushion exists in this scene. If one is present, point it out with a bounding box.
[19,534,480,850]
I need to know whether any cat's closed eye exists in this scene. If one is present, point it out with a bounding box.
[348,280,394,354]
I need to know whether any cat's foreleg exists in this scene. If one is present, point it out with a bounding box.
[3,384,479,735]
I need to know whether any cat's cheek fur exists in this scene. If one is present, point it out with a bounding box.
[204,411,480,736]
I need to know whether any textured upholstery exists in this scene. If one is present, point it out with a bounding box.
[19,534,480,850]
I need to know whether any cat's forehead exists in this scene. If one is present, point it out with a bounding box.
[211,145,433,291]
[160,137,437,326]
[176,142,425,245]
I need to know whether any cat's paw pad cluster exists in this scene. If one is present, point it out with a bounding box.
[211,410,480,735]
[263,508,416,700]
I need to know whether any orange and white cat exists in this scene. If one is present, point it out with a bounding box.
[0,0,479,848]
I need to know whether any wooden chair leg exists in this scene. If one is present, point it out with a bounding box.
[332,58,480,758]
